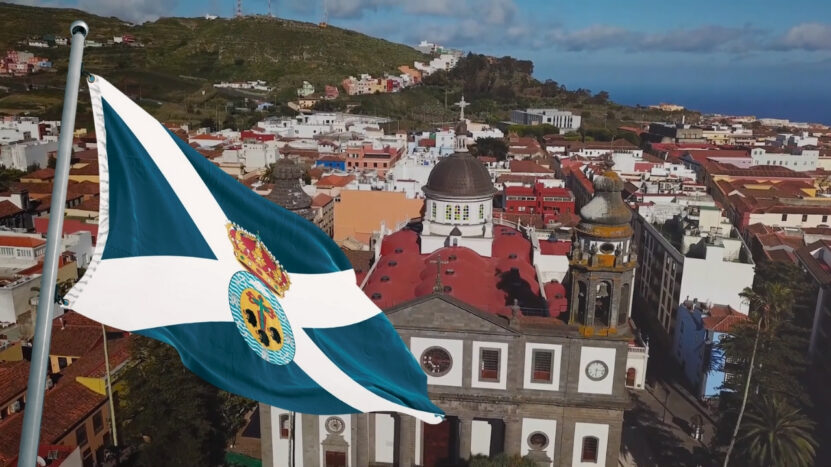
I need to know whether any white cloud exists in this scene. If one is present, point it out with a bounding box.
[779,22,831,51]
[325,0,515,23]
[9,0,176,23]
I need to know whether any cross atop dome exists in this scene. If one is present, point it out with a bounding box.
[454,96,469,121]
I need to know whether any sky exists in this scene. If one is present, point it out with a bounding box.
[12,0,831,123]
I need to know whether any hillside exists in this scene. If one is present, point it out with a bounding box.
[0,2,425,127]
[0,2,699,134]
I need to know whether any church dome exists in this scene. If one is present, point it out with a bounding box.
[423,152,496,199]
[578,171,632,226]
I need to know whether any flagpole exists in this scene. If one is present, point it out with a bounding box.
[18,20,88,467]
[101,324,118,448]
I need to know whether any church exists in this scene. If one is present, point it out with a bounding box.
[260,127,648,467]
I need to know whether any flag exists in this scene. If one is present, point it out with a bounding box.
[63,75,443,424]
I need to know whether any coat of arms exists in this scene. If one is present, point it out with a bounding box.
[226,222,295,365]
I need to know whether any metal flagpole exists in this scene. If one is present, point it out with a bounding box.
[101,324,118,447]
[17,20,89,467]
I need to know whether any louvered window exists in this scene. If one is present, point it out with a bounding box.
[479,348,500,381]
[531,350,553,383]
[581,436,599,462]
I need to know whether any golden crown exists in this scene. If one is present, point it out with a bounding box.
[227,222,291,297]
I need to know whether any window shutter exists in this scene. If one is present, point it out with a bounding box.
[480,349,500,381]
[532,350,553,382]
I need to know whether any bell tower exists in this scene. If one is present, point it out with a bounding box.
[568,171,637,335]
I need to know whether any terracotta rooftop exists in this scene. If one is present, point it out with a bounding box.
[316,174,355,188]
[509,160,554,174]
[68,163,99,176]
[311,193,334,208]
[363,225,554,318]
[0,329,132,466]
[702,305,747,333]
[73,197,99,212]
[22,168,55,180]
[0,201,23,218]
[0,235,45,248]
[0,360,29,406]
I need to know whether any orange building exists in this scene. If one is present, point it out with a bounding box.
[345,144,403,176]
[333,190,424,246]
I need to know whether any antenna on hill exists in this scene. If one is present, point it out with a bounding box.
[268,0,273,17]
[235,0,243,17]
[319,0,329,27]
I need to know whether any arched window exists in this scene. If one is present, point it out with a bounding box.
[431,202,436,220]
[463,205,470,221]
[454,205,461,221]
[626,368,637,387]
[581,436,599,462]
[445,205,452,221]
[479,203,485,220]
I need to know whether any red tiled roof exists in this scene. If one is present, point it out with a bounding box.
[33,218,98,244]
[50,322,102,358]
[0,235,45,248]
[312,193,334,208]
[0,360,29,405]
[316,175,355,188]
[73,197,99,212]
[67,181,100,196]
[69,163,99,176]
[364,225,551,317]
[23,168,55,180]
[0,331,133,465]
[0,201,23,218]
[509,160,554,174]
[702,305,747,332]
[72,148,98,161]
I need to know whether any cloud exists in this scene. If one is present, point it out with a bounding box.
[778,22,831,51]
[9,0,176,23]
[77,0,175,23]
[324,0,514,22]
[545,24,772,54]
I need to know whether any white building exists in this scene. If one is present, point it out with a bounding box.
[750,147,819,172]
[0,140,57,171]
[220,141,279,172]
[633,197,755,341]
[510,109,582,133]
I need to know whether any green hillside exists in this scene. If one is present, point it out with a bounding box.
[0,2,699,134]
[0,2,426,127]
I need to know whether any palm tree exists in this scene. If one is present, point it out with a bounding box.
[736,395,817,467]
[722,284,794,467]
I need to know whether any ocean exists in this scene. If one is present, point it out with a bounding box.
[606,86,831,125]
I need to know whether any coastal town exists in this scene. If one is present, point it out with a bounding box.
[1,3,830,466]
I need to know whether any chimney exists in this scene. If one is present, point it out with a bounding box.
[59,317,65,330]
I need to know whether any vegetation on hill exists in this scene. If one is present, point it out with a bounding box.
[0,3,700,134]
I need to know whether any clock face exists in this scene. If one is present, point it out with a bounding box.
[585,360,609,381]
[420,347,452,376]
[324,416,345,434]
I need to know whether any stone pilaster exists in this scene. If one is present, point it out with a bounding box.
[355,414,369,467]
[458,416,473,461]
[398,415,416,466]
[504,417,522,456]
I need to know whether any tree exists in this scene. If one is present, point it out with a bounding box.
[471,137,508,161]
[120,336,253,466]
[736,396,817,467]
[722,283,792,466]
